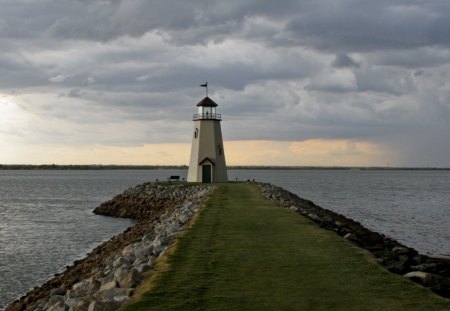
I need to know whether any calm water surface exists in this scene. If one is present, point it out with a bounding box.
[0,170,183,309]
[1,169,449,308]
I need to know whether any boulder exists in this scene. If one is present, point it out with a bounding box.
[48,295,65,306]
[403,271,428,284]
[136,263,152,273]
[410,263,437,271]
[67,279,100,298]
[121,244,135,256]
[74,299,91,311]
[87,301,121,311]
[65,298,82,309]
[48,301,69,311]
[50,288,67,296]
[114,268,140,288]
[99,279,118,291]
[307,213,322,223]
[112,257,131,269]
[93,288,133,303]
[134,245,154,262]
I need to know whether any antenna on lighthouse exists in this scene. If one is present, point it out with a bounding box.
[200,82,208,97]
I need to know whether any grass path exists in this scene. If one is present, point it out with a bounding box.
[123,183,450,310]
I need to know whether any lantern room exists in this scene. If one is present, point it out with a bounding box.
[193,96,221,120]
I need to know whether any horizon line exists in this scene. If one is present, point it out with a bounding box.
[0,164,449,170]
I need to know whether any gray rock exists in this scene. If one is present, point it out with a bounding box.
[74,299,91,311]
[134,245,154,261]
[344,233,354,240]
[177,213,189,225]
[67,279,100,298]
[392,246,410,255]
[403,271,428,284]
[410,263,437,271]
[93,288,133,303]
[87,301,121,311]
[65,298,82,309]
[48,295,65,306]
[48,301,69,311]
[99,279,118,291]
[50,288,67,296]
[141,232,155,244]
[136,263,152,273]
[112,257,131,269]
[307,213,322,223]
[121,244,135,256]
[114,268,140,288]
[104,255,115,268]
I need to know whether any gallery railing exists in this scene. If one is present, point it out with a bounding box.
[193,113,222,120]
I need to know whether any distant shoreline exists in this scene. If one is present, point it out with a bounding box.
[0,164,449,170]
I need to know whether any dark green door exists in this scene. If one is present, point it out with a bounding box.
[202,165,212,183]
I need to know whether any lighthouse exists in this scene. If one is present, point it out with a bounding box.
[187,95,228,183]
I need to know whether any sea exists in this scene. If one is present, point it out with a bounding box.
[1,169,449,308]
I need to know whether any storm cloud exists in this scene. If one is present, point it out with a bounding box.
[1,0,449,166]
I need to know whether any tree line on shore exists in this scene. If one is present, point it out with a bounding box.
[0,164,448,170]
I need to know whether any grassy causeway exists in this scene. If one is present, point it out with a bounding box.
[124,183,450,310]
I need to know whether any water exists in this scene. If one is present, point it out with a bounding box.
[1,169,449,308]
[0,169,186,309]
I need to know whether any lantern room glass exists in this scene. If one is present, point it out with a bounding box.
[198,106,216,118]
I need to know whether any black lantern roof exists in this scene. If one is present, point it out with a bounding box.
[196,96,218,107]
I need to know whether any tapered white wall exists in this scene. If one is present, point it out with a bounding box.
[187,119,228,182]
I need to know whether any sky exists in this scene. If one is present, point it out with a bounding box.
[1,0,449,167]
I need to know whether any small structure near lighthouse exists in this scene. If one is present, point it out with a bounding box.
[187,87,228,183]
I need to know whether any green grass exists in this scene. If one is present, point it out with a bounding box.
[123,183,450,310]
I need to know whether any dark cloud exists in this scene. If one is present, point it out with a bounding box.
[1,1,450,166]
[331,54,360,68]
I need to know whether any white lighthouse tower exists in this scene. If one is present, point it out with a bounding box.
[187,95,228,183]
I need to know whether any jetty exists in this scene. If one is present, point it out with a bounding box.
[6,183,450,310]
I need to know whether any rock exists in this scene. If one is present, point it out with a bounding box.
[392,255,410,274]
[50,288,67,296]
[404,271,450,293]
[74,299,91,311]
[121,244,135,256]
[410,263,437,271]
[104,255,115,268]
[165,223,179,235]
[48,295,65,306]
[88,301,121,311]
[136,263,152,273]
[343,233,354,240]
[48,301,69,311]
[392,246,410,255]
[141,232,155,244]
[112,257,131,269]
[177,213,189,225]
[307,213,322,223]
[65,298,82,309]
[151,237,165,256]
[134,245,154,261]
[93,288,133,303]
[114,268,140,288]
[99,279,118,291]
[403,271,428,284]
[67,279,100,298]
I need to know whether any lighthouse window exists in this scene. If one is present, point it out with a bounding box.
[218,144,222,155]
[194,128,198,138]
